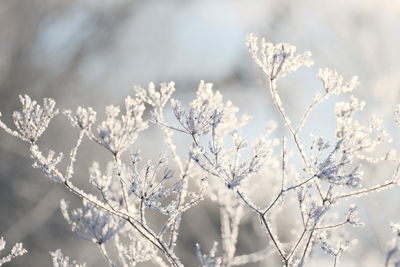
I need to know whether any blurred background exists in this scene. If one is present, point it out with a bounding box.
[1,0,400,266]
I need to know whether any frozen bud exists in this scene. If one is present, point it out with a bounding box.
[64,106,96,130]
[318,68,359,95]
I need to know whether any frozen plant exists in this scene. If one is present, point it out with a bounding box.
[1,34,400,267]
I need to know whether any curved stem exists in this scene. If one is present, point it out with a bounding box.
[98,243,114,267]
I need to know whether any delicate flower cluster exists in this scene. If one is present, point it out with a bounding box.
[163,80,268,189]
[50,249,86,267]
[135,82,176,109]
[318,68,359,95]
[169,81,249,138]
[60,199,125,244]
[95,96,148,155]
[114,229,161,267]
[127,153,181,215]
[190,132,276,189]
[0,95,58,143]
[308,136,363,187]
[335,96,391,162]
[89,160,135,210]
[246,33,313,80]
[64,107,96,131]
[0,236,27,266]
